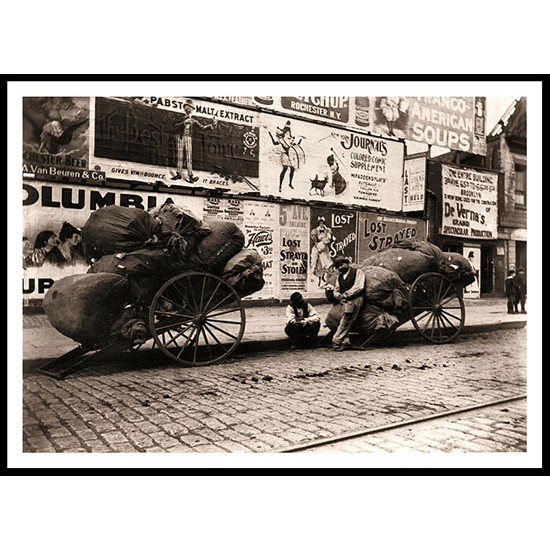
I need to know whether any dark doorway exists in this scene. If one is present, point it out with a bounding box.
[480,245,495,294]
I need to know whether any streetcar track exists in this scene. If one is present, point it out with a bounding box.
[279,394,527,452]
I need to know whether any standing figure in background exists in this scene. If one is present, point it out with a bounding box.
[310,217,335,286]
[29,230,59,267]
[172,99,216,183]
[44,222,83,268]
[514,267,527,314]
[505,269,516,314]
[268,120,302,192]
[284,292,321,349]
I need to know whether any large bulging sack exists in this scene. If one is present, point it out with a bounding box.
[392,238,445,267]
[43,273,131,345]
[222,249,265,298]
[362,248,439,283]
[439,252,477,287]
[81,205,160,262]
[88,248,175,278]
[183,220,245,274]
[324,302,399,343]
[149,200,208,239]
[359,265,408,309]
[354,303,399,341]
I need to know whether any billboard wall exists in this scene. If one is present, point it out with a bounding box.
[211,95,488,155]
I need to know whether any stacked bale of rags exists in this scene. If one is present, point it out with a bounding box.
[324,238,476,344]
[43,201,265,347]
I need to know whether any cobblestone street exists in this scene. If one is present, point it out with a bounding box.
[22,327,529,456]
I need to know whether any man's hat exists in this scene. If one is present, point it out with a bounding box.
[183,99,195,110]
[332,255,350,267]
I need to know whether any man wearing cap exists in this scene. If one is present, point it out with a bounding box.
[284,292,321,348]
[172,99,216,184]
[325,255,365,351]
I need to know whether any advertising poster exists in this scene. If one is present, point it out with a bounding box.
[403,155,426,212]
[202,196,244,224]
[278,204,310,297]
[202,198,275,300]
[441,164,498,239]
[259,113,404,211]
[309,207,358,297]
[243,202,277,299]
[23,97,91,172]
[462,245,481,299]
[372,96,487,155]
[356,213,427,263]
[22,180,204,300]
[91,97,261,193]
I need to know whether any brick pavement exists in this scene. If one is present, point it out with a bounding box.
[300,398,527,453]
[21,327,529,454]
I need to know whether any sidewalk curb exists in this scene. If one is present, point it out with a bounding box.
[23,320,526,375]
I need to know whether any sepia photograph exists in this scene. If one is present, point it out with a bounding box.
[8,79,542,473]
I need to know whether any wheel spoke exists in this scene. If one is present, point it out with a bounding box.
[206,307,242,319]
[204,292,235,315]
[199,325,215,361]
[204,318,242,326]
[202,322,225,347]
[164,323,195,347]
[437,312,454,337]
[439,309,460,330]
[155,316,195,331]
[204,320,239,341]
[202,281,223,312]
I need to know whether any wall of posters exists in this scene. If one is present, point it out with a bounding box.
[356,213,427,263]
[441,164,498,239]
[210,95,488,156]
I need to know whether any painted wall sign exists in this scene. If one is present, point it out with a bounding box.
[441,164,498,239]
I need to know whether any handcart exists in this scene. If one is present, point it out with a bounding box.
[356,271,466,348]
[37,271,246,379]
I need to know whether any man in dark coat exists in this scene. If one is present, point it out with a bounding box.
[514,267,527,314]
[505,269,516,314]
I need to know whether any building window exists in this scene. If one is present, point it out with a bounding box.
[514,164,526,207]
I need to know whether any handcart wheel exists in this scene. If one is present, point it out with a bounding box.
[408,272,465,344]
[148,271,246,366]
